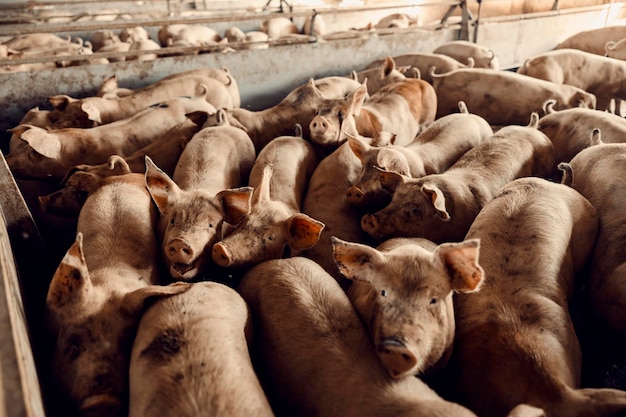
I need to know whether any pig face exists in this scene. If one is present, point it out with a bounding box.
[346,135,410,210]
[332,237,484,379]
[309,82,368,152]
[46,233,191,417]
[361,171,451,242]
[145,157,252,281]
[212,200,324,269]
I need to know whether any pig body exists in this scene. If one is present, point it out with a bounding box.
[48,67,239,128]
[45,173,190,417]
[351,55,415,95]
[346,102,493,209]
[361,114,555,243]
[145,110,256,281]
[365,52,473,84]
[129,281,274,417]
[562,143,626,341]
[431,67,596,125]
[260,16,299,39]
[309,78,437,152]
[450,177,626,417]
[6,93,216,181]
[226,76,362,152]
[212,135,323,269]
[433,40,500,69]
[538,105,626,168]
[556,25,626,55]
[332,237,484,379]
[238,256,478,417]
[517,48,626,113]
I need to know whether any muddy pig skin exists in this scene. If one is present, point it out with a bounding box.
[129,281,274,417]
[45,173,191,417]
[332,236,484,379]
[238,256,478,417]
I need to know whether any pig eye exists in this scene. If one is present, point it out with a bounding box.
[266,233,275,241]
[381,290,387,297]
[208,223,214,228]
[429,297,439,305]
[410,206,422,216]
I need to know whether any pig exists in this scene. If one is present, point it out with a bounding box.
[212,132,322,269]
[47,66,239,128]
[145,109,256,281]
[45,173,191,417]
[224,26,269,49]
[309,77,437,152]
[158,24,188,47]
[351,55,417,95]
[556,25,626,55]
[224,75,362,152]
[332,236,484,379]
[431,67,596,125]
[126,39,161,61]
[89,30,121,51]
[39,117,202,216]
[517,48,626,114]
[433,40,500,69]
[6,92,217,181]
[128,281,275,417]
[537,103,626,172]
[560,143,626,352]
[361,113,555,243]
[260,16,299,39]
[449,177,626,417]
[238,256,479,417]
[95,75,134,98]
[167,25,221,47]
[118,26,150,43]
[346,101,493,210]
[302,13,327,36]
[374,13,417,29]
[95,41,131,62]
[1,33,73,50]
[365,52,474,85]
[301,136,392,287]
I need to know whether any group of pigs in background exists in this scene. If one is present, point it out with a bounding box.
[6,22,626,417]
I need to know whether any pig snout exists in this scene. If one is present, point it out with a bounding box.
[165,237,200,279]
[212,242,234,267]
[361,214,379,236]
[310,115,330,137]
[346,185,365,205]
[377,337,418,379]
[79,394,123,417]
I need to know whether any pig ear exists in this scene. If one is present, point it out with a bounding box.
[98,75,119,95]
[252,164,273,205]
[381,56,396,77]
[421,183,450,221]
[218,186,254,225]
[307,78,325,101]
[122,282,192,317]
[348,82,368,117]
[287,213,325,251]
[434,238,484,293]
[81,102,102,125]
[46,232,93,311]
[331,236,383,282]
[47,94,76,111]
[20,126,62,159]
[347,133,370,161]
[144,156,181,214]
[377,167,406,193]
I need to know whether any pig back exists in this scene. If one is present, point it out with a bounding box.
[129,281,274,417]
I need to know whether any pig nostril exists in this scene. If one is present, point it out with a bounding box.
[182,248,191,255]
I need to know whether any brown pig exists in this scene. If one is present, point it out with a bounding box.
[145,109,256,281]
[128,281,274,417]
[48,67,239,128]
[332,236,484,379]
[309,77,437,152]
[38,117,202,216]
[517,48,626,113]
[6,92,216,181]
[45,173,191,417]
[351,55,416,95]
[224,75,362,152]
[361,113,555,243]
[212,132,323,269]
[431,67,596,125]
[365,52,474,85]
[346,101,493,209]
[449,177,626,417]
[238,256,479,417]
[560,143,626,353]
